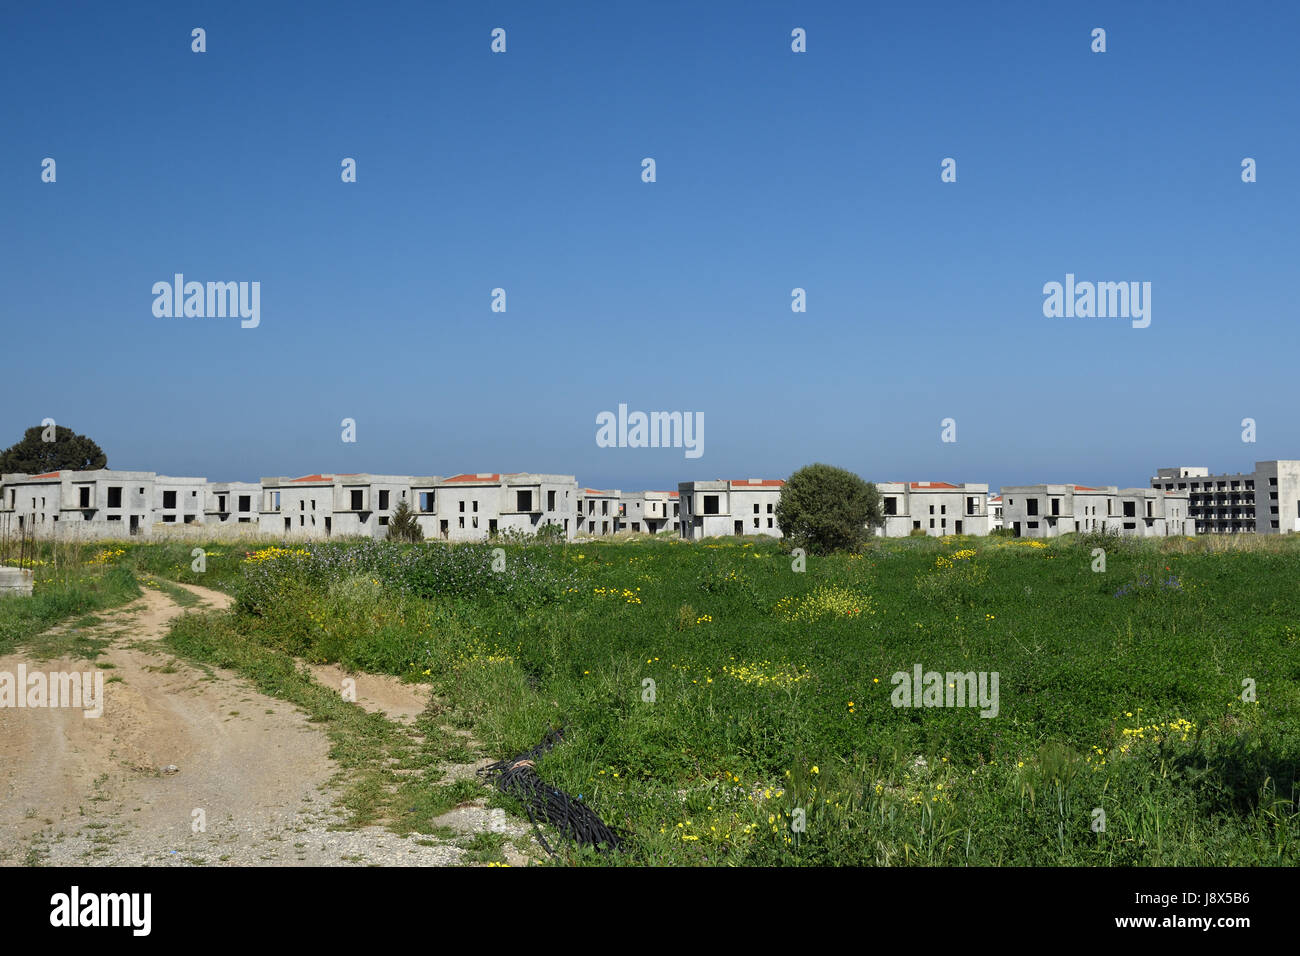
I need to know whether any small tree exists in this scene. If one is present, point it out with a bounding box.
[0,424,107,474]
[387,499,423,543]
[775,463,882,555]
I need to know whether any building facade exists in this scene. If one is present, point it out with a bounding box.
[10,462,1293,543]
[988,494,1004,532]
[1000,484,1193,538]
[577,489,620,536]
[875,481,991,537]
[616,491,680,535]
[1151,462,1300,534]
[677,479,784,539]
[425,473,579,541]
[2,470,161,537]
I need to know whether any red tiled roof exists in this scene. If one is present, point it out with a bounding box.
[584,488,617,496]
[444,473,500,483]
[32,471,60,479]
[291,474,331,483]
[1071,485,1102,492]
[730,479,785,487]
[909,481,959,489]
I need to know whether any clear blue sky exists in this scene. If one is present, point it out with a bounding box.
[3,1,1297,491]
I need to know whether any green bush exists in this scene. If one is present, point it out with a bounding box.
[386,500,423,543]
[775,463,882,555]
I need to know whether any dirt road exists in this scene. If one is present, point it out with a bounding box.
[0,582,531,866]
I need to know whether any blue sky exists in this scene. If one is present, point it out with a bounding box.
[3,1,1297,491]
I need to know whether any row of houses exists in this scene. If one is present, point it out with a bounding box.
[3,460,1297,542]
[0,471,602,542]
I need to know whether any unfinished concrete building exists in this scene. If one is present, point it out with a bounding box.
[1151,462,1300,534]
[875,481,991,537]
[1000,484,1193,537]
[677,479,785,539]
[1,470,160,537]
[205,482,261,525]
[426,473,579,541]
[617,490,680,535]
[153,475,207,528]
[257,474,418,538]
[577,488,621,536]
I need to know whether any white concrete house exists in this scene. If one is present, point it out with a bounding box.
[153,475,207,528]
[205,482,261,525]
[677,479,784,539]
[1000,484,1193,537]
[260,473,425,538]
[578,488,621,536]
[988,494,1003,531]
[617,490,680,535]
[1,469,159,538]
[875,481,990,537]
[427,473,578,541]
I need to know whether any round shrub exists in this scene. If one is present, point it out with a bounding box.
[774,463,882,555]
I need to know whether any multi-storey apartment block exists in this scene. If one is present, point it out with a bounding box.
[875,481,990,536]
[677,479,784,539]
[1151,462,1300,534]
[1000,484,1193,537]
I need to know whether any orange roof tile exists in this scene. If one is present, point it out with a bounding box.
[444,473,500,483]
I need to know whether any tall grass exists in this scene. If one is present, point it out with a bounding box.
[0,564,139,654]
[149,531,1300,864]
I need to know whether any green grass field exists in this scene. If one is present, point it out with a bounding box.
[0,543,140,657]
[31,532,1300,864]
